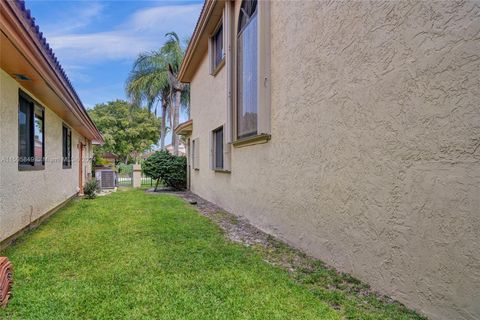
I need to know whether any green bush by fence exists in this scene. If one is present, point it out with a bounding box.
[142,150,187,191]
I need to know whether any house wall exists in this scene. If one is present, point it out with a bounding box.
[188,1,480,319]
[0,68,92,243]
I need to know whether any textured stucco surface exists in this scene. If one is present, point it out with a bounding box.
[0,69,92,243]
[188,1,480,319]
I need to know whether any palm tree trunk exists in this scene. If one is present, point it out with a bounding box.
[173,89,181,156]
[160,101,167,150]
[170,93,174,152]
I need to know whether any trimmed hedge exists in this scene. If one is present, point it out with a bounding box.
[142,150,187,191]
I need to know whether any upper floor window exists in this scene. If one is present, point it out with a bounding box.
[212,22,224,72]
[63,125,72,169]
[237,0,258,139]
[18,91,44,170]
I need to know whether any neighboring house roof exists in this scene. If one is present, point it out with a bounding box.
[174,119,193,136]
[101,152,118,160]
[141,144,187,158]
[142,151,156,159]
[165,143,186,156]
[178,0,224,83]
[0,0,104,144]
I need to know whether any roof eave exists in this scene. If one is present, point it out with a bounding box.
[178,0,225,83]
[1,0,104,144]
[174,119,193,135]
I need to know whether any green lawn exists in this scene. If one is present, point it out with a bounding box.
[0,190,424,320]
[0,190,337,319]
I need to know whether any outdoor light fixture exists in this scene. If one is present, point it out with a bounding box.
[13,74,31,81]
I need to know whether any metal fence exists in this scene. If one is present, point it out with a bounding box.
[117,174,132,186]
[141,175,154,187]
[117,173,153,187]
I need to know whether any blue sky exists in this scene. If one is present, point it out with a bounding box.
[26,0,203,114]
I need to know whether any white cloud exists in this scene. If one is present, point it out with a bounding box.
[47,3,202,63]
[43,2,104,35]
[61,65,91,83]
[50,32,153,60]
[129,5,201,32]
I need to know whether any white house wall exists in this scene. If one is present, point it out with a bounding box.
[0,68,92,243]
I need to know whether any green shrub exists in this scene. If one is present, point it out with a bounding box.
[84,179,100,199]
[95,157,109,166]
[117,163,133,175]
[142,150,187,191]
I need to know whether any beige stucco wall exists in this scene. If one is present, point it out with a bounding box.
[0,68,92,243]
[188,1,480,319]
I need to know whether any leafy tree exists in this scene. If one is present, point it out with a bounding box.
[117,163,133,175]
[89,100,161,164]
[142,150,187,191]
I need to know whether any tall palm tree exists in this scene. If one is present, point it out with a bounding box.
[126,51,170,150]
[162,32,189,156]
[126,32,189,155]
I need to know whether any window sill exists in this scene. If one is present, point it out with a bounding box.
[211,59,225,76]
[232,134,271,148]
[213,168,231,173]
[18,165,45,171]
